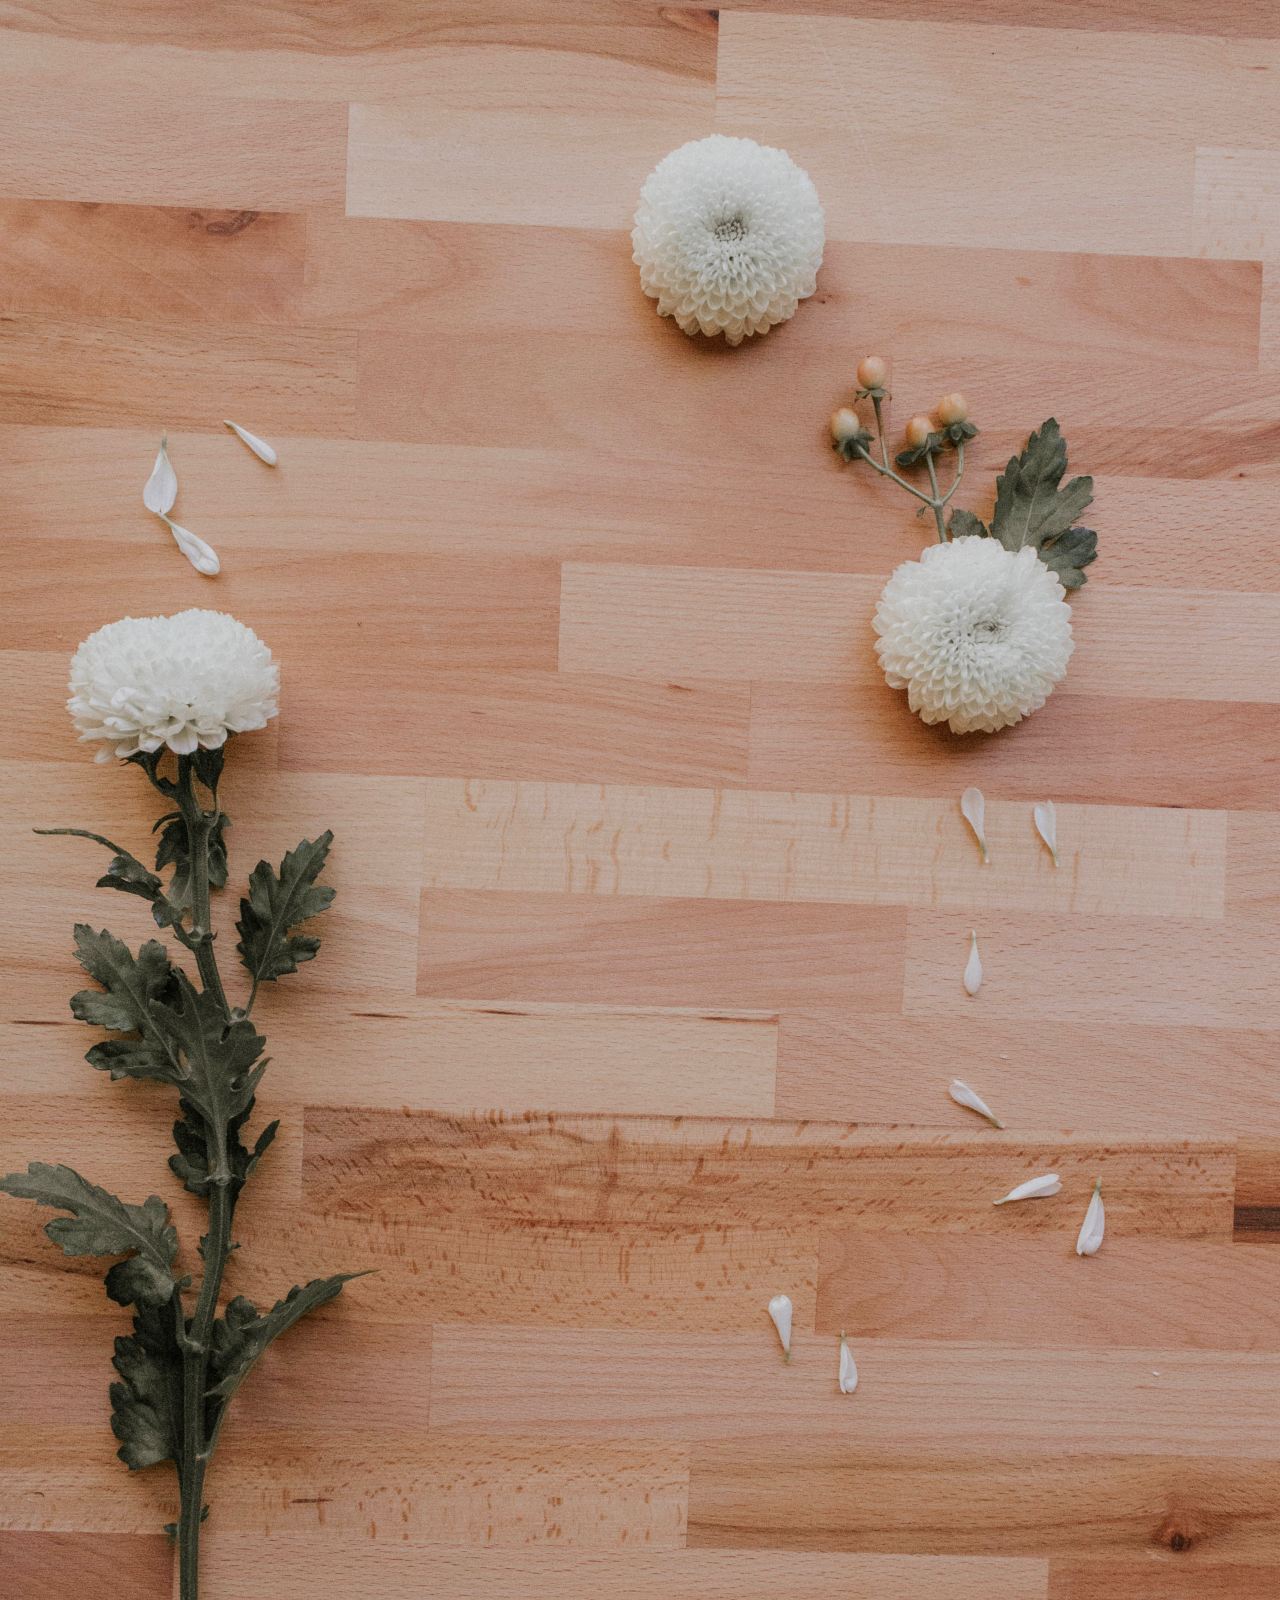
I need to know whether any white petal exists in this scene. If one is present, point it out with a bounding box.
[994,1173,1062,1205]
[948,1078,1003,1129]
[1075,1180,1105,1256]
[838,1335,858,1394]
[143,437,178,516]
[767,1293,793,1357]
[963,930,983,996]
[224,418,278,466]
[961,786,989,863]
[1034,801,1059,867]
[164,518,221,577]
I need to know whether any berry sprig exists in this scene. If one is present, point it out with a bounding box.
[830,356,979,543]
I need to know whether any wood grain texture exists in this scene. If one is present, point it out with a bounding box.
[1,2,1277,1597]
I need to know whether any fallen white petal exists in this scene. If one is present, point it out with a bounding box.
[948,1078,1003,1129]
[224,418,278,466]
[143,437,178,516]
[164,517,220,577]
[994,1173,1062,1205]
[767,1293,793,1358]
[1034,800,1059,867]
[963,930,983,996]
[838,1334,858,1394]
[1076,1179,1105,1256]
[960,786,989,863]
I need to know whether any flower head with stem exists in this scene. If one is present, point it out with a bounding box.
[3,610,357,1600]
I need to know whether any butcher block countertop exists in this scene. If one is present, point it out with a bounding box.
[1,4,1279,1598]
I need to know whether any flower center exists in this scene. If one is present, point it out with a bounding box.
[713,214,748,243]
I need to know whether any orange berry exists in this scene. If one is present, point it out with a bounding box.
[935,392,969,425]
[856,356,888,389]
[830,407,863,443]
[904,414,933,449]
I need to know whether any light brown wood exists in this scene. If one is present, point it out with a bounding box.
[1,4,1277,1599]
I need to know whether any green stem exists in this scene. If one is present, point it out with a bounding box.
[924,454,948,543]
[852,442,936,507]
[871,395,889,470]
[174,760,229,1017]
[937,440,966,510]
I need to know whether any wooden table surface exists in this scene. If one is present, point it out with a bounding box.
[2,4,1279,1598]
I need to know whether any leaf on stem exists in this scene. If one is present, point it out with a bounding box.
[236,833,335,990]
[154,811,229,913]
[110,1301,183,1470]
[987,418,1097,589]
[70,925,184,1081]
[0,1162,178,1307]
[948,508,987,540]
[37,828,166,904]
[209,1273,363,1406]
[170,1099,277,1201]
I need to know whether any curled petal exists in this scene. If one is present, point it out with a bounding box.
[1034,801,1059,867]
[963,931,983,996]
[994,1173,1062,1205]
[767,1293,793,1359]
[961,787,988,863]
[948,1078,1003,1129]
[1076,1180,1105,1256]
[163,518,220,577]
[224,419,278,466]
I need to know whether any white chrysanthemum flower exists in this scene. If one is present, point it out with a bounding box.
[873,538,1074,735]
[632,134,824,345]
[68,610,279,762]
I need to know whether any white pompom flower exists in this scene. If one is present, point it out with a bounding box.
[68,610,279,762]
[632,134,824,345]
[873,538,1074,735]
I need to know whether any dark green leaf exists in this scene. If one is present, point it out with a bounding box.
[0,1162,177,1307]
[151,973,266,1184]
[154,814,228,913]
[1037,523,1098,589]
[69,926,183,1083]
[209,1273,362,1407]
[110,1302,183,1470]
[988,418,1096,568]
[947,507,988,540]
[237,833,335,990]
[170,1098,277,1201]
[36,829,166,904]
[895,431,945,469]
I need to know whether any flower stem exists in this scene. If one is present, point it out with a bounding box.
[851,442,936,507]
[924,454,948,543]
[174,759,229,1016]
[871,395,889,470]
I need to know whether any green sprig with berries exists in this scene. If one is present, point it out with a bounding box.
[830,357,1098,588]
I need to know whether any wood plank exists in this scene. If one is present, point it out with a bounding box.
[777,1014,1280,1136]
[748,684,1280,810]
[0,1531,172,1598]
[1049,1561,1280,1599]
[560,563,1280,703]
[688,1442,1280,1561]
[0,85,346,208]
[301,1109,1233,1239]
[717,15,1280,257]
[0,1427,689,1546]
[418,891,905,1009]
[904,911,1280,1029]
[197,1538,1049,1600]
[428,1326,1280,1455]
[817,1233,1280,1350]
[0,314,355,433]
[419,777,1225,918]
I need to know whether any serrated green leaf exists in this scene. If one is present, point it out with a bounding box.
[170,1098,277,1201]
[110,1301,183,1469]
[989,417,1095,553]
[69,926,183,1083]
[237,833,335,991]
[0,1162,177,1307]
[37,828,167,903]
[209,1273,362,1407]
[1036,523,1098,589]
[154,814,228,913]
[151,973,266,1184]
[947,507,988,540]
